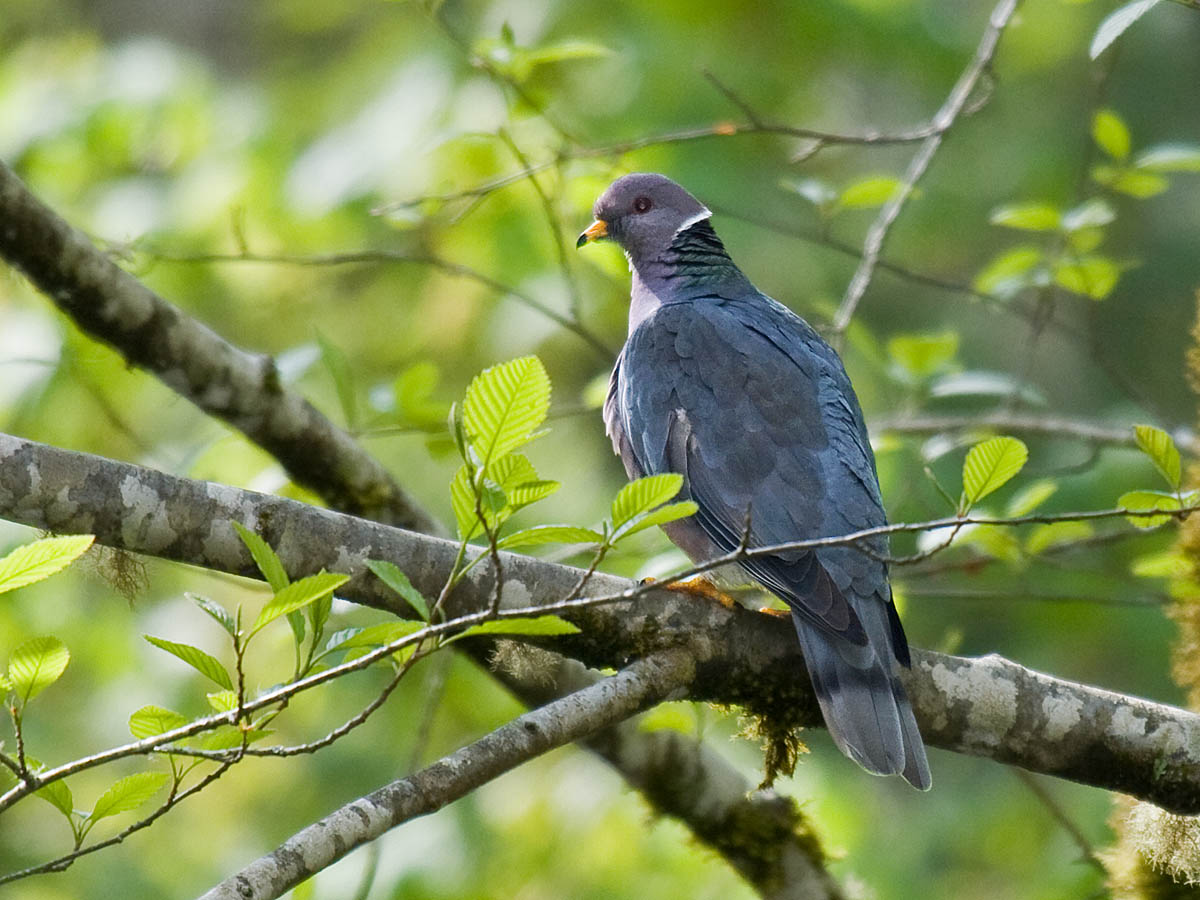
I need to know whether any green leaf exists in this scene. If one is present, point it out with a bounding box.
[1053,256,1122,300]
[8,636,70,704]
[144,636,233,690]
[317,332,358,429]
[489,454,559,509]
[187,593,237,636]
[1130,550,1191,578]
[231,522,289,593]
[612,474,685,529]
[836,175,906,210]
[1119,489,1181,529]
[988,203,1061,232]
[206,690,238,712]
[1066,227,1105,254]
[129,705,188,739]
[308,592,332,640]
[1025,521,1094,556]
[961,437,1028,508]
[252,572,349,635]
[394,361,449,428]
[451,464,485,541]
[0,535,93,595]
[90,771,169,821]
[974,246,1044,298]
[1090,0,1162,59]
[638,701,697,734]
[1005,479,1058,517]
[35,775,74,818]
[614,501,700,541]
[1134,144,1200,173]
[1092,109,1131,161]
[463,356,551,466]
[886,332,959,379]
[447,615,580,644]
[365,559,431,622]
[1092,165,1169,198]
[497,525,605,551]
[324,621,425,653]
[958,524,1023,565]
[1134,424,1182,489]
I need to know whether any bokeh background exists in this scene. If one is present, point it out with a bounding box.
[3,0,1200,897]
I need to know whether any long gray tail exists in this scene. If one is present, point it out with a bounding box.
[792,609,931,790]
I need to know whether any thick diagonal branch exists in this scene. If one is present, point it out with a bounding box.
[0,160,435,532]
[197,649,698,900]
[3,431,1199,814]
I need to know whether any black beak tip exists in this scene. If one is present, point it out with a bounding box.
[575,232,588,249]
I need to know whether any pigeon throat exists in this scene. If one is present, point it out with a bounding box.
[626,220,749,331]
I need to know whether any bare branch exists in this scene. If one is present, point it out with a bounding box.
[874,411,1200,456]
[832,0,1022,337]
[0,160,437,533]
[3,432,1200,814]
[196,649,696,900]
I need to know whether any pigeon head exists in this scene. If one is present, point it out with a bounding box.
[577,173,712,262]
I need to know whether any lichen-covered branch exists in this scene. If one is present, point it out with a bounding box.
[196,649,696,900]
[3,431,1199,814]
[0,160,435,533]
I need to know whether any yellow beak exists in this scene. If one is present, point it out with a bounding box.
[576,219,609,248]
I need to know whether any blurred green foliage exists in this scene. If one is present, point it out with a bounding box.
[2,0,1200,896]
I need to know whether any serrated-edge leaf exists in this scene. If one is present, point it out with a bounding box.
[962,437,1029,506]
[187,593,237,636]
[463,356,551,465]
[1134,424,1182,489]
[129,705,188,739]
[614,501,700,541]
[365,559,431,622]
[8,636,70,704]
[612,474,684,529]
[252,572,349,634]
[35,776,74,817]
[1090,0,1162,59]
[451,464,484,541]
[0,535,94,595]
[144,635,233,690]
[497,525,605,550]
[206,690,238,712]
[90,771,170,821]
[448,615,580,643]
[231,522,289,593]
[1119,489,1181,529]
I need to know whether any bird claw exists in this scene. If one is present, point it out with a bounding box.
[645,575,739,609]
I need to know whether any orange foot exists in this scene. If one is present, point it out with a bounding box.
[642,575,739,609]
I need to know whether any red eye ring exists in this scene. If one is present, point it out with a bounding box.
[633,196,652,214]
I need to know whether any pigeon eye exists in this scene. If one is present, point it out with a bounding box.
[633,196,653,214]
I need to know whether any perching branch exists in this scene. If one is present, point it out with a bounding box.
[196,649,698,900]
[833,0,1021,336]
[3,431,1200,815]
[0,159,436,533]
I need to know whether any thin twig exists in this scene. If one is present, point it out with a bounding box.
[833,0,1022,338]
[1014,770,1107,872]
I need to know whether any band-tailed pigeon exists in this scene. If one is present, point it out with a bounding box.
[578,173,930,789]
